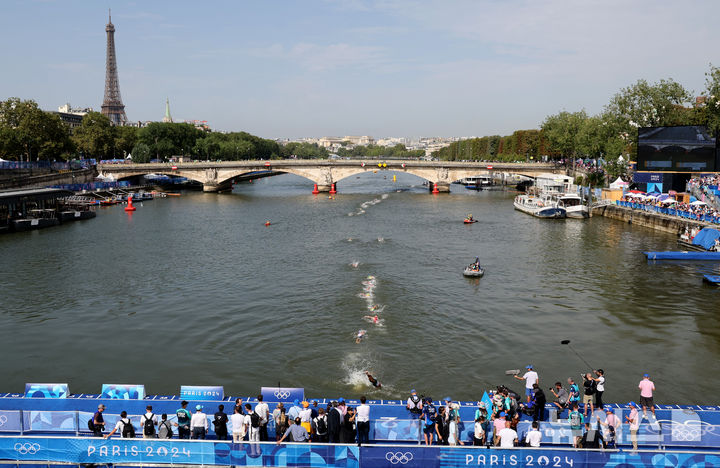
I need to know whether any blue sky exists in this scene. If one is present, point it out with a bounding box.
[1,0,719,139]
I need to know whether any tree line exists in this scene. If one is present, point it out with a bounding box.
[0,101,329,162]
[433,65,720,162]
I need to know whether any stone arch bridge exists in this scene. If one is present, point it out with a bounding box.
[97,160,565,192]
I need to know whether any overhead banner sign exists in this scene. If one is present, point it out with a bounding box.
[633,172,663,183]
[101,384,146,400]
[179,386,223,401]
[24,383,68,399]
[260,387,304,402]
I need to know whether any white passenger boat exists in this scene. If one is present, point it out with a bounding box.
[514,194,566,218]
[556,193,589,218]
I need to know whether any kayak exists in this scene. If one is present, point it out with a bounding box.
[464,219,478,224]
[463,267,484,277]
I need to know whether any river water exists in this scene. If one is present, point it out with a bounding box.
[1,172,719,404]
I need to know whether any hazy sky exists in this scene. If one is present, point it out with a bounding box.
[1,0,719,139]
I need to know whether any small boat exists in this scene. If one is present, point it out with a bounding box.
[644,251,720,260]
[464,219,478,224]
[678,227,720,252]
[556,193,589,218]
[463,266,484,277]
[703,274,720,285]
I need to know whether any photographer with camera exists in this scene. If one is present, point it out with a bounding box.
[550,382,568,413]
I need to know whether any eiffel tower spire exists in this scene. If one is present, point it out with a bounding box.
[101,9,128,125]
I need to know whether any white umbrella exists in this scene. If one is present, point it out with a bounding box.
[690,200,707,206]
[660,198,676,205]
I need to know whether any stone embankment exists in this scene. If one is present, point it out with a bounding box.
[592,203,707,234]
[0,168,97,190]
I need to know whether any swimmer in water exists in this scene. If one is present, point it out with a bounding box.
[355,329,367,343]
[350,261,359,268]
[365,371,382,389]
[363,314,380,324]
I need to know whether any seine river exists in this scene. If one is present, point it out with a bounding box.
[1,172,718,404]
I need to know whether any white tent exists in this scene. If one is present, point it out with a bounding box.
[690,200,707,206]
[609,177,628,189]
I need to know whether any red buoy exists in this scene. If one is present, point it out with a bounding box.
[329,183,337,194]
[124,196,136,211]
[432,183,439,194]
[265,221,271,226]
[312,184,319,194]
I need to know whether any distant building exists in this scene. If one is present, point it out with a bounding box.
[184,120,211,132]
[52,103,94,129]
[163,98,173,123]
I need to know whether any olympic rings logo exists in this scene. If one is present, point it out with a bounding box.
[0,415,7,426]
[14,443,40,455]
[274,390,291,399]
[385,451,413,464]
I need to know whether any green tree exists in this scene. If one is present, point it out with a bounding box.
[115,125,138,157]
[701,64,720,135]
[0,97,73,161]
[541,110,588,158]
[131,142,151,163]
[72,112,115,158]
[604,78,693,156]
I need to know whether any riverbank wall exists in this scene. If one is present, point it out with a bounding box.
[592,203,707,234]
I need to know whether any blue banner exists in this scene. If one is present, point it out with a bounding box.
[0,437,360,467]
[0,412,22,433]
[260,387,304,403]
[633,172,664,183]
[24,383,68,399]
[101,384,146,400]
[179,386,224,401]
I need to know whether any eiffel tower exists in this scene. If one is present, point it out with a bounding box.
[101,9,128,125]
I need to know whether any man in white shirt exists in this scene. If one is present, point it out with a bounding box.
[255,394,270,441]
[497,421,518,448]
[525,421,541,447]
[230,406,246,443]
[140,405,158,439]
[514,365,539,403]
[190,405,208,439]
[244,403,260,442]
[356,396,371,445]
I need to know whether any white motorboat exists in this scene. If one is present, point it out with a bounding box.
[513,194,566,218]
[556,193,589,218]
[463,266,485,277]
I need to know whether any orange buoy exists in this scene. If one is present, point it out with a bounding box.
[432,183,439,194]
[312,184,319,194]
[265,221,271,226]
[329,183,337,194]
[124,196,136,212]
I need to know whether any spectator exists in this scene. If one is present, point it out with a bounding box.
[638,374,656,419]
[140,405,158,439]
[104,410,133,439]
[275,406,289,441]
[343,407,357,444]
[231,406,246,443]
[497,421,518,448]
[327,401,342,443]
[626,402,640,451]
[593,369,605,409]
[213,404,228,441]
[568,378,580,407]
[92,404,106,437]
[299,401,313,433]
[525,421,541,447]
[277,417,309,444]
[310,400,319,419]
[582,373,595,418]
[600,408,619,448]
[514,365,539,403]
[568,403,584,448]
[580,422,603,448]
[421,397,437,446]
[158,414,173,439]
[473,416,486,446]
[175,400,192,439]
[190,405,208,439]
[244,403,260,442]
[255,394,270,441]
[435,406,448,445]
[233,398,244,416]
[532,384,546,422]
[313,408,328,443]
[287,399,302,420]
[356,396,370,445]
[492,412,507,446]
[406,389,423,418]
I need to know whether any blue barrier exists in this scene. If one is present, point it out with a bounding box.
[2,437,720,467]
[24,384,68,399]
[101,385,145,400]
[179,386,224,401]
